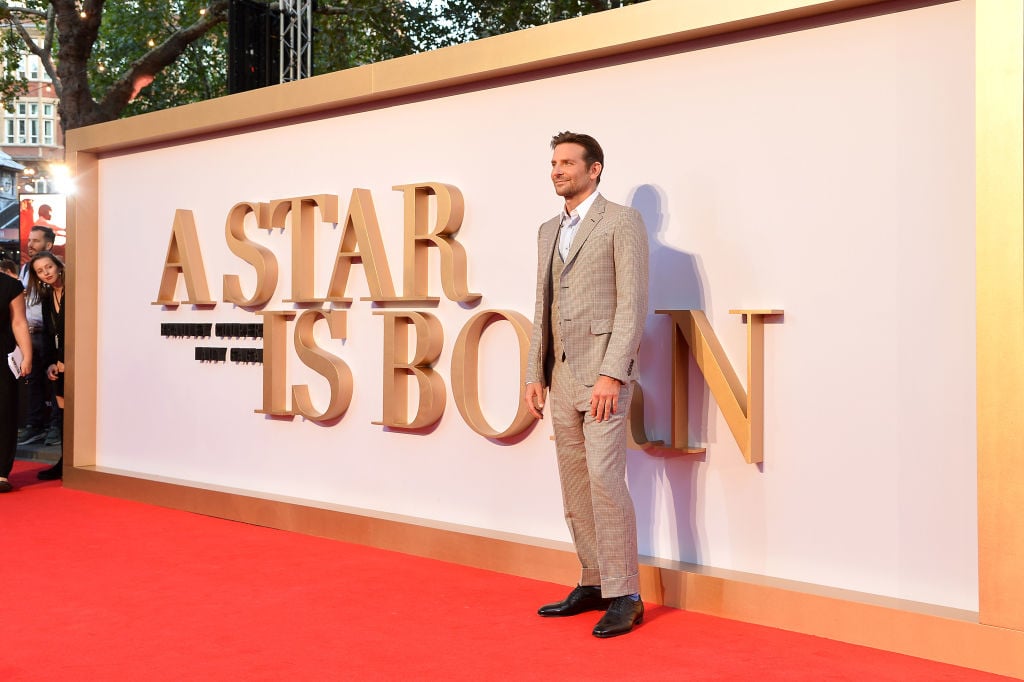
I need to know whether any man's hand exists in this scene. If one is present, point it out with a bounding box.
[524,382,547,419]
[589,375,622,423]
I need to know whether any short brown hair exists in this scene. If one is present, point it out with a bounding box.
[550,131,604,185]
[30,225,55,247]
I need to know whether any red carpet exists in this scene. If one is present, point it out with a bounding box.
[0,459,1015,681]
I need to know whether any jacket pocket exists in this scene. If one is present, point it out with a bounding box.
[590,319,613,335]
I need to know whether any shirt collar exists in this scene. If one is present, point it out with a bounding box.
[561,191,600,224]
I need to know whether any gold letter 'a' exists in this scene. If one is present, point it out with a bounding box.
[325,188,397,304]
[152,209,215,306]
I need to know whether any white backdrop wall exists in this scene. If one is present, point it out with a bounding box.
[94,1,976,609]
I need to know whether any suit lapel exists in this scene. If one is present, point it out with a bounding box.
[564,194,607,268]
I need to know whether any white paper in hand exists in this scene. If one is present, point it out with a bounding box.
[7,346,22,378]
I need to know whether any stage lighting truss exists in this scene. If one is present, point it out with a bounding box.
[279,0,313,83]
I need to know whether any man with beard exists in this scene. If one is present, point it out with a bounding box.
[524,131,649,638]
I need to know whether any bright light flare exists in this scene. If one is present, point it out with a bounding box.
[49,163,75,196]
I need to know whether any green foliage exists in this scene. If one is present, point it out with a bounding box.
[0,0,649,120]
[89,1,441,115]
[311,0,649,74]
[427,0,647,45]
[90,0,227,117]
[0,25,28,109]
[0,0,48,111]
[313,1,438,75]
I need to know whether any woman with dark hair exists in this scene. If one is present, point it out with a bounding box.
[27,251,64,481]
[0,259,32,492]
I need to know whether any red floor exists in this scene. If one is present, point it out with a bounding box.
[1,459,1016,681]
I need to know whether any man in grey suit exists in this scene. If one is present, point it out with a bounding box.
[524,131,649,638]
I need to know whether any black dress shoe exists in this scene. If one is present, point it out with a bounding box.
[37,459,62,481]
[592,595,644,637]
[538,585,612,617]
[0,478,11,493]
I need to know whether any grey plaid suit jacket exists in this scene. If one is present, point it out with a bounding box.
[526,194,649,389]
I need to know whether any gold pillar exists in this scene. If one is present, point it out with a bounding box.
[976,0,1024,630]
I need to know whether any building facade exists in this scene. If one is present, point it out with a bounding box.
[1,49,64,196]
[0,46,64,257]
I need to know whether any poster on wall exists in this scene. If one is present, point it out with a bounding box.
[19,193,67,265]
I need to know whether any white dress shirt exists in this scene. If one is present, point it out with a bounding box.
[558,191,600,261]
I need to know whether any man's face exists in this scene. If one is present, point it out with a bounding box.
[26,230,52,257]
[551,143,600,203]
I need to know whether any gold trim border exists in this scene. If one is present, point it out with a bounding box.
[62,0,1024,676]
[977,0,1024,633]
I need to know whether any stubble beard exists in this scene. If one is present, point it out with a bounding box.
[553,180,577,201]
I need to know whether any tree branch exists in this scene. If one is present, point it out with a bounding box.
[313,4,351,15]
[315,4,375,17]
[0,2,48,21]
[95,1,228,121]
[6,5,61,97]
[42,4,56,56]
